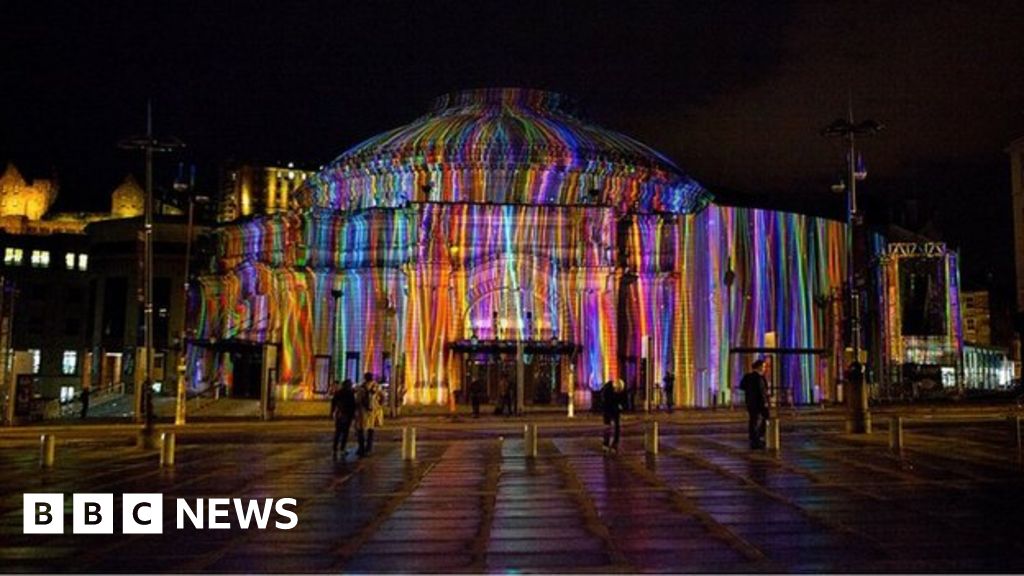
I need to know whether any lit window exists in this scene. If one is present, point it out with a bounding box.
[60,386,74,403]
[29,349,40,374]
[65,253,75,270]
[77,253,88,271]
[30,250,50,268]
[62,350,78,375]
[4,247,23,266]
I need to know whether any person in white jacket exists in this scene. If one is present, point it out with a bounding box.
[355,372,385,456]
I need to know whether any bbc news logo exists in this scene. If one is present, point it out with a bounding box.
[24,494,298,534]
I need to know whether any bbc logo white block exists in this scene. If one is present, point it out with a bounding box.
[24,493,64,534]
[73,493,114,534]
[122,493,163,534]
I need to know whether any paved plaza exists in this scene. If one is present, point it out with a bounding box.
[2,409,1024,573]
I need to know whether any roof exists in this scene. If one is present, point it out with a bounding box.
[302,88,711,214]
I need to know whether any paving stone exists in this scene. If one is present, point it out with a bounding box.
[344,553,474,573]
[486,552,611,570]
[487,537,604,554]
[5,416,1024,573]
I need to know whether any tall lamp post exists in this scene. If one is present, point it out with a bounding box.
[823,109,883,434]
[331,285,343,382]
[174,166,208,426]
[119,102,183,446]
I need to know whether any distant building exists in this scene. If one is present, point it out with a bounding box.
[216,163,313,223]
[85,216,202,399]
[0,162,204,420]
[961,290,992,346]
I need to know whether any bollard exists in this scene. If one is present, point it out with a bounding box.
[401,426,417,461]
[766,419,781,451]
[523,423,538,458]
[644,420,659,455]
[889,416,904,451]
[39,434,56,468]
[160,432,176,467]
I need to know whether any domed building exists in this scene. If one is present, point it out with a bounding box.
[110,175,144,218]
[195,88,860,407]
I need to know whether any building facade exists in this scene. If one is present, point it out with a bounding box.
[0,163,204,421]
[194,89,861,408]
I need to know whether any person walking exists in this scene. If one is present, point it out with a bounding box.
[499,377,513,417]
[740,359,771,449]
[663,371,675,413]
[601,379,625,453]
[331,379,356,458]
[80,385,91,419]
[470,378,484,418]
[356,372,384,457]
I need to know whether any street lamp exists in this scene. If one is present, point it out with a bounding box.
[822,108,883,434]
[119,102,183,447]
[331,285,343,382]
[174,165,208,426]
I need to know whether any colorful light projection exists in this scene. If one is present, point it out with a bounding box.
[301,89,712,215]
[191,88,904,406]
[195,201,858,406]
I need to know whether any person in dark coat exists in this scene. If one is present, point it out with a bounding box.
[331,379,357,458]
[601,379,625,453]
[663,371,675,413]
[80,386,91,419]
[469,378,484,418]
[498,377,513,417]
[739,359,770,449]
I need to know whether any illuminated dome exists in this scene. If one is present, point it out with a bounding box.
[303,88,711,214]
[111,174,144,218]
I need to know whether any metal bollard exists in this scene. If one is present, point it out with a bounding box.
[644,420,659,455]
[766,419,781,451]
[401,426,417,461]
[39,434,56,468]
[889,416,904,451]
[523,423,538,458]
[160,432,176,467]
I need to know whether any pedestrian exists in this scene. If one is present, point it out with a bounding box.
[331,379,356,458]
[470,378,483,418]
[499,377,513,417]
[144,380,155,425]
[739,359,771,449]
[356,372,384,457]
[80,385,90,419]
[601,379,625,453]
[663,371,675,413]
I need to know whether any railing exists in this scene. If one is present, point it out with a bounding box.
[186,382,226,414]
[54,383,128,419]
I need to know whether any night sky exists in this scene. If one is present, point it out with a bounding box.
[3,1,1023,301]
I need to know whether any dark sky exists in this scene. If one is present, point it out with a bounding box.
[3,0,1023,296]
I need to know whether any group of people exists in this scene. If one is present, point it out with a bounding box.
[327,360,773,456]
[329,372,386,459]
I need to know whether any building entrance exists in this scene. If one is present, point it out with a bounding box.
[452,339,577,407]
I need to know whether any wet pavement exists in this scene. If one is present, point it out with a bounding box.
[2,414,1024,573]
